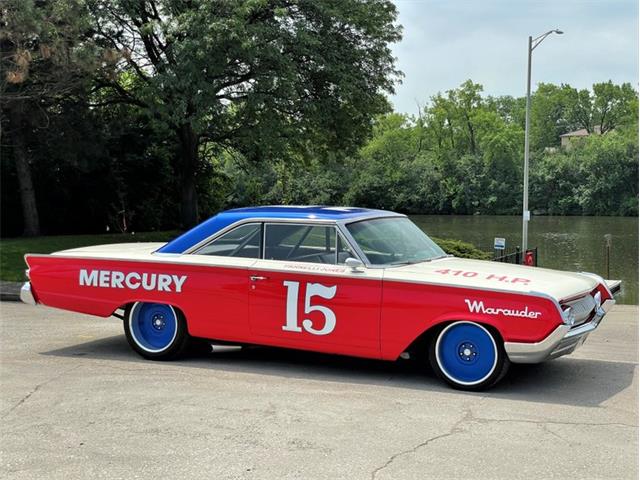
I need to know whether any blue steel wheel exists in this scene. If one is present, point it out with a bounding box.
[124,302,189,360]
[430,321,508,390]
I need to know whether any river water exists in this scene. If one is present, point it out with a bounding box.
[409,215,638,305]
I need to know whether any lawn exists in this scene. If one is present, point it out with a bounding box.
[0,231,179,282]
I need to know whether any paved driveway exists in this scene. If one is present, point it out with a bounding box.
[1,303,637,479]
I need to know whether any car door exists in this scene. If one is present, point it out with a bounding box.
[184,222,262,342]
[248,222,383,359]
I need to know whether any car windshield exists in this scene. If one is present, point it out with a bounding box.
[346,217,446,266]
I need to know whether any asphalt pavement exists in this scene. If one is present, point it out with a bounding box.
[0,302,637,480]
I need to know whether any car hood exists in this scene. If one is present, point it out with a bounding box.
[385,256,599,302]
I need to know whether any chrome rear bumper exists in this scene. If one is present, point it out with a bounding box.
[20,282,36,305]
[505,298,614,363]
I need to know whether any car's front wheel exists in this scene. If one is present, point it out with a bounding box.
[124,302,190,360]
[429,321,510,391]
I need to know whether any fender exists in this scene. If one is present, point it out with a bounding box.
[380,279,563,361]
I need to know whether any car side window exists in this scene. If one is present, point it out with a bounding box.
[265,224,338,264]
[195,223,261,258]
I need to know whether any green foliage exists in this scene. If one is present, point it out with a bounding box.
[1,0,101,91]
[92,0,401,146]
[431,238,492,260]
[85,0,402,225]
[531,128,639,216]
[1,0,637,240]
[530,83,575,150]
[529,81,638,150]
[1,0,109,235]
[223,79,637,218]
[1,97,184,235]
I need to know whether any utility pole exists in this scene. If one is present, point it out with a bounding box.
[522,29,563,252]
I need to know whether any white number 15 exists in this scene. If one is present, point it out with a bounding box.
[282,281,337,336]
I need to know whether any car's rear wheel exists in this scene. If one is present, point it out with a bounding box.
[124,302,190,360]
[429,321,510,391]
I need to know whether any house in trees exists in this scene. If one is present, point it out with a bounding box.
[560,126,602,149]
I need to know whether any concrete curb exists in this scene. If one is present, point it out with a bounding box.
[0,281,22,302]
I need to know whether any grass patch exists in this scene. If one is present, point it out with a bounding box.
[0,231,179,282]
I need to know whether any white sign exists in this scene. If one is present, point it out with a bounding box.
[494,237,506,250]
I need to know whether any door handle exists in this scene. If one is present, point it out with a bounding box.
[250,275,269,282]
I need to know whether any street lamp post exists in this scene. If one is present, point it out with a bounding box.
[522,29,563,253]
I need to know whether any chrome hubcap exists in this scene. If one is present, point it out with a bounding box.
[152,314,166,330]
[458,342,478,362]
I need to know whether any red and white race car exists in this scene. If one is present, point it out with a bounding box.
[21,206,616,390]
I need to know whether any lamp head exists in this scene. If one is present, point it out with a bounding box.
[554,29,564,34]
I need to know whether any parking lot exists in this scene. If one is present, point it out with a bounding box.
[1,302,637,480]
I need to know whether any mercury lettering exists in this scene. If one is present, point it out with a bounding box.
[79,269,187,293]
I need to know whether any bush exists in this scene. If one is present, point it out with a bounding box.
[432,237,492,260]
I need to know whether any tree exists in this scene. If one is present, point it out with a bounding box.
[425,93,456,154]
[1,0,101,235]
[563,86,592,132]
[423,80,485,157]
[530,81,638,152]
[485,95,525,127]
[590,81,637,133]
[89,0,401,227]
[576,131,638,215]
[449,80,483,155]
[475,110,523,213]
[344,113,420,210]
[528,83,573,150]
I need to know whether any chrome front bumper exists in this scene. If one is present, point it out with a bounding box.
[20,282,36,305]
[504,298,615,363]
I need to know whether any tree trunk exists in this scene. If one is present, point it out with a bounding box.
[8,104,41,236]
[466,116,476,154]
[177,123,199,228]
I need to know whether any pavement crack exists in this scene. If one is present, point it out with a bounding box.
[369,410,636,479]
[472,416,637,429]
[1,365,80,419]
[370,408,473,480]
[540,423,578,444]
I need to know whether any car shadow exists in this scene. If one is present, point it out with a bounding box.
[42,335,637,408]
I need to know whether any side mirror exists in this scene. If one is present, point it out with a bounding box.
[345,257,364,273]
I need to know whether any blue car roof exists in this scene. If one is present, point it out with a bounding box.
[157,206,397,254]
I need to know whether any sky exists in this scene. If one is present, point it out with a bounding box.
[389,0,639,114]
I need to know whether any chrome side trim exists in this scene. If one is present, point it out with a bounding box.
[20,282,36,305]
[505,298,614,363]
